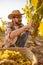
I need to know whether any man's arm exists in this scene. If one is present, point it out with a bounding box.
[9,25,30,39]
[3,23,32,48]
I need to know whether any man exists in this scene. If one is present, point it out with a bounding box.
[3,10,32,48]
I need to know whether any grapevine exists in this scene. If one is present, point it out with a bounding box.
[22,0,43,44]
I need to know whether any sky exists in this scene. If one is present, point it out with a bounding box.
[0,0,28,25]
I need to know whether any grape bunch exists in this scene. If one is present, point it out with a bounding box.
[0,50,31,65]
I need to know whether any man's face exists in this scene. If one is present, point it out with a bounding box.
[12,16,22,25]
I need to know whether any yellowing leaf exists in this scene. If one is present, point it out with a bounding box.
[0,25,5,32]
[30,0,38,10]
[38,21,43,36]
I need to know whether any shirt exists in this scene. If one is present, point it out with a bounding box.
[4,21,23,47]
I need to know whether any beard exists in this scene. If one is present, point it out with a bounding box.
[15,20,22,25]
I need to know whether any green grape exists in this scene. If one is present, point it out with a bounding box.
[0,50,31,65]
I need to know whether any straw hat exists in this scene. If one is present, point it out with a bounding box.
[8,10,24,19]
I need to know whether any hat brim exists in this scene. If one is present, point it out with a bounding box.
[8,13,24,19]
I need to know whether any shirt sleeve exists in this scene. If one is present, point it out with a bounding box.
[5,22,12,35]
[3,22,13,48]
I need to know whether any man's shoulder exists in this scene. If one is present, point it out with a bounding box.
[6,22,12,28]
[7,22,12,25]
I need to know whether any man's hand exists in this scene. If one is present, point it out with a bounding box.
[24,23,32,31]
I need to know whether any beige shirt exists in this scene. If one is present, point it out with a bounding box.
[4,22,23,46]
